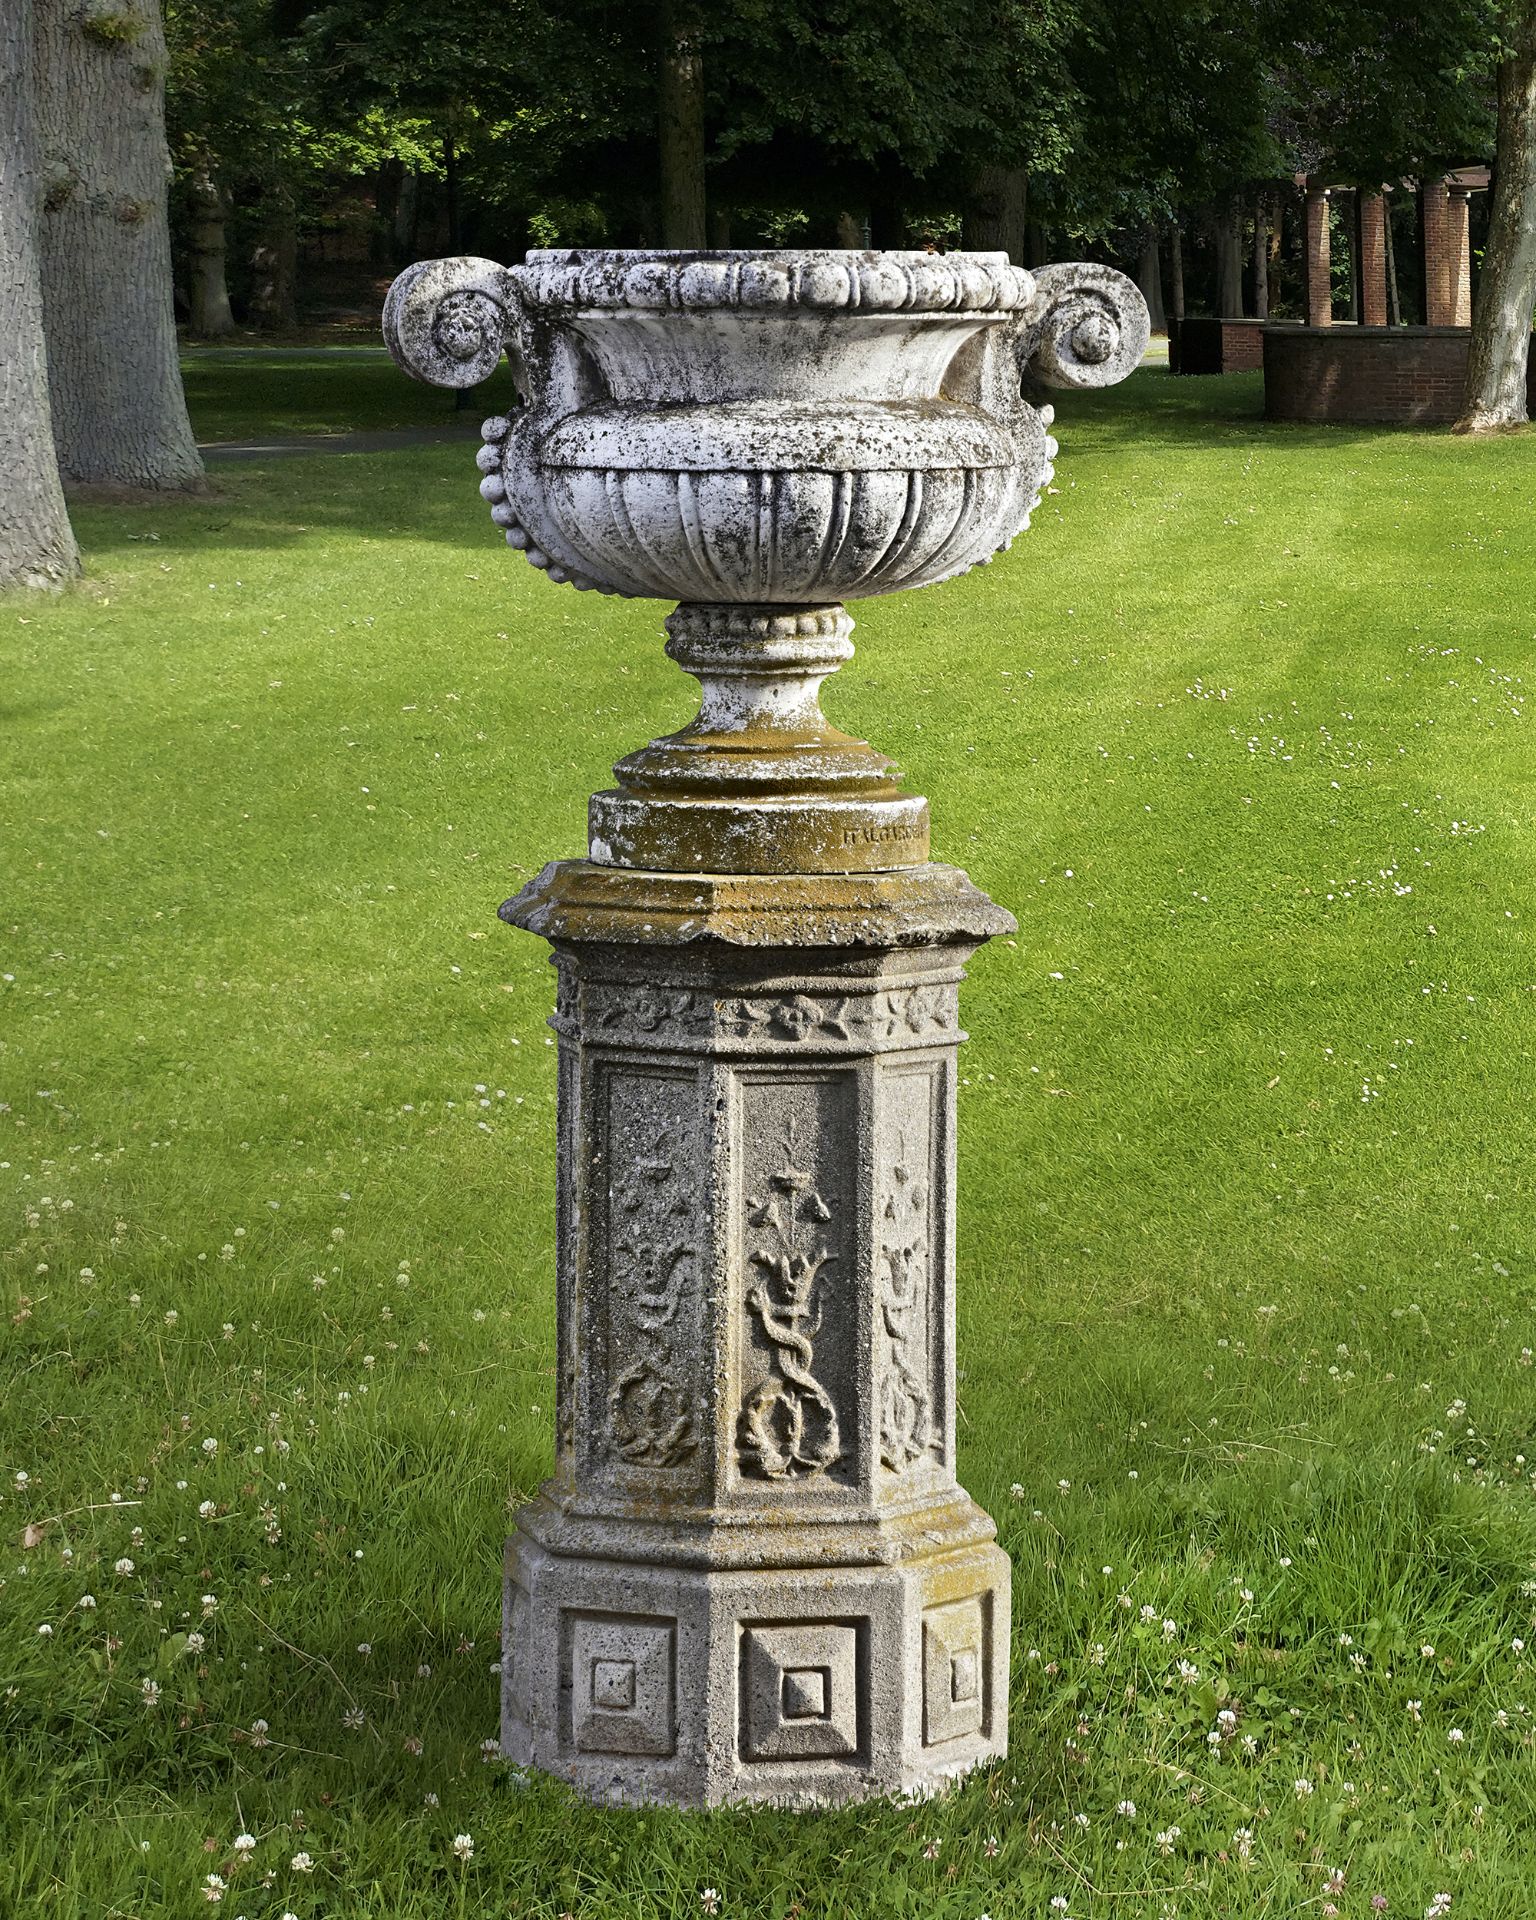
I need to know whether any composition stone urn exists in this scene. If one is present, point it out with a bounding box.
[384,247,1147,1806]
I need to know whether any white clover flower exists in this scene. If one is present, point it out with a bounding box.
[36,1623,51,1637]
[1176,1659,1200,1685]
[185,1631,206,1654]
[1115,1799,1136,1818]
[202,1874,225,1903]
[1294,1777,1315,1798]
[232,1834,256,1855]
[114,1557,135,1575]
[202,1438,218,1456]
[79,1595,95,1609]
[1154,1825,1181,1856]
[700,1893,721,1916]
[342,1706,366,1731]
[140,1678,161,1706]
[1447,1727,1465,1745]
[249,1718,270,1747]
[423,1792,439,1807]
[199,1500,217,1519]
[201,1594,218,1613]
[290,1851,314,1873]
[450,1833,474,1862]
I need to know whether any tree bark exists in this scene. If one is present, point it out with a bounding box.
[961,164,1027,261]
[186,161,234,335]
[1168,223,1186,321]
[658,1,706,247]
[1135,232,1166,332]
[1253,199,1269,320]
[1216,207,1244,316]
[35,0,203,491]
[250,186,297,332]
[1457,2,1536,431]
[0,0,78,589]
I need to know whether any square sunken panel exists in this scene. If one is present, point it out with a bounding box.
[922,1595,986,1746]
[568,1613,676,1757]
[741,1622,860,1761]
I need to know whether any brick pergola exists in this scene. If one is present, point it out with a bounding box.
[1300,169,1487,328]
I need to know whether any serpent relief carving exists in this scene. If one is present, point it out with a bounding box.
[738,1131,843,1480]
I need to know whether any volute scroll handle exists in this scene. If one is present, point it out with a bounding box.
[1015,261,1150,391]
[383,255,525,393]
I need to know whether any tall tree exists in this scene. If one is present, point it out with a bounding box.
[35,0,203,490]
[0,0,78,589]
[659,1,706,244]
[1457,2,1536,431]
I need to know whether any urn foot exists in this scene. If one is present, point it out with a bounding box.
[502,1521,1010,1807]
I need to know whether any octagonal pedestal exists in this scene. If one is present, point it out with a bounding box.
[499,862,1014,1805]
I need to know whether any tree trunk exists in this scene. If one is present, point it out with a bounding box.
[0,0,78,589]
[1216,207,1244,316]
[1168,223,1186,321]
[1384,193,1402,325]
[34,0,203,491]
[186,161,234,336]
[658,1,706,247]
[1253,199,1269,320]
[443,131,460,252]
[1135,232,1166,332]
[1457,2,1536,431]
[394,167,420,258]
[961,164,1027,261]
[250,186,298,332]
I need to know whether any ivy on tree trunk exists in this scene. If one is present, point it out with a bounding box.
[0,0,78,589]
[35,0,204,491]
[1457,1,1536,431]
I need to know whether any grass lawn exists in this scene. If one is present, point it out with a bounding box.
[180,346,521,441]
[4,363,1536,1919]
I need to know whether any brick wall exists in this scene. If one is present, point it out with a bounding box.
[1171,316,1269,375]
[1264,326,1536,426]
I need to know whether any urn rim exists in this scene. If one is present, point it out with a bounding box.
[512,248,1036,318]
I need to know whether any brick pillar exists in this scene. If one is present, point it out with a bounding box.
[1449,187,1472,326]
[1303,187,1332,328]
[1357,191,1388,326]
[1421,179,1451,325]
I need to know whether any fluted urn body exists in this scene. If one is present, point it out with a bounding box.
[384,248,1148,1807]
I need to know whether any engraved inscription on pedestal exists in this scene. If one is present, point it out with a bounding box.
[877,1064,944,1476]
[734,1077,856,1486]
[566,1612,677,1757]
[601,1071,701,1473]
[922,1596,987,1747]
[741,1622,862,1760]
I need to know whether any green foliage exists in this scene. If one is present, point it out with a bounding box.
[2,357,1536,1915]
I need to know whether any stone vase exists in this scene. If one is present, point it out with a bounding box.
[385,247,1147,1805]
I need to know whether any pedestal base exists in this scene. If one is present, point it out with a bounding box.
[503,1508,1009,1805]
[499,860,1015,1807]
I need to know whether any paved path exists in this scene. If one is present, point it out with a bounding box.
[199,423,480,463]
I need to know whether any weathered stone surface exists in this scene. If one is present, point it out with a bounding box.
[500,914,1011,1805]
[385,247,1147,604]
[381,247,1148,1809]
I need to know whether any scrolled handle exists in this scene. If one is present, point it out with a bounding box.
[1016,262,1150,391]
[383,255,517,388]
